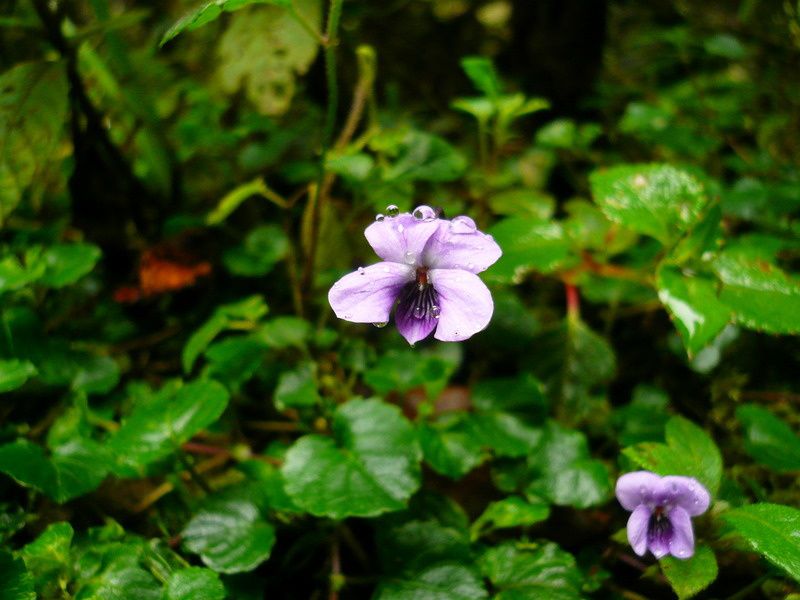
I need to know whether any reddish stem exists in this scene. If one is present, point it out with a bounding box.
[565,282,580,319]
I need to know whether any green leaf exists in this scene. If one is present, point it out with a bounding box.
[589,164,709,244]
[0,359,36,393]
[524,421,612,508]
[480,541,583,600]
[723,503,800,582]
[470,496,550,540]
[384,131,467,183]
[0,550,35,600]
[703,33,746,59]
[183,493,275,574]
[21,522,73,597]
[488,219,572,282]
[657,266,731,355]
[206,178,273,225]
[711,251,800,334]
[274,362,320,410]
[223,224,289,277]
[623,415,723,495]
[282,398,421,518]
[183,295,268,372]
[487,189,555,220]
[203,337,265,388]
[375,563,488,600]
[108,379,230,475]
[165,567,226,600]
[418,416,486,479]
[161,0,292,46]
[736,405,800,472]
[661,545,718,599]
[37,243,101,288]
[460,56,501,97]
[364,346,461,400]
[254,316,311,349]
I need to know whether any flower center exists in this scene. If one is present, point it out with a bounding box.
[396,268,440,320]
[647,506,673,545]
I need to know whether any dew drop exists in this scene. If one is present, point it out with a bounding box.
[430,305,441,319]
[357,266,365,275]
[375,213,385,222]
[413,306,425,319]
[404,250,416,265]
[412,205,436,221]
[450,215,477,234]
[386,204,400,217]
[373,321,388,328]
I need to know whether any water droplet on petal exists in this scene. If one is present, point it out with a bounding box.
[413,306,425,319]
[404,251,416,265]
[358,267,365,275]
[373,321,388,328]
[386,204,400,217]
[431,305,441,319]
[450,215,477,234]
[412,205,436,221]
[375,213,385,222]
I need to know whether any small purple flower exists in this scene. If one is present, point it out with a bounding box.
[328,205,502,345]
[616,471,710,560]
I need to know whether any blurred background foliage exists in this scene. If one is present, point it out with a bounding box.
[1,0,800,598]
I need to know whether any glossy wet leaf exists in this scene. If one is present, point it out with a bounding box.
[375,563,488,600]
[282,398,421,518]
[470,496,550,540]
[657,265,731,355]
[0,359,36,393]
[274,362,320,410]
[623,415,723,495]
[21,522,73,597]
[223,224,289,277]
[488,219,572,282]
[661,545,718,599]
[165,567,226,600]
[723,503,800,582]
[37,243,101,288]
[0,550,35,600]
[182,495,275,574]
[589,164,709,244]
[480,541,583,600]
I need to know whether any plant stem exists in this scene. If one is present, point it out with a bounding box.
[302,0,344,298]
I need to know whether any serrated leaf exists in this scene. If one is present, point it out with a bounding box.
[108,379,230,475]
[21,522,73,597]
[282,398,421,518]
[0,359,36,393]
[657,266,731,355]
[418,416,486,479]
[661,545,718,599]
[160,0,292,46]
[623,415,722,495]
[736,405,800,472]
[723,503,800,582]
[182,496,275,574]
[488,219,572,282]
[470,496,550,540]
[165,567,226,600]
[711,252,800,334]
[480,541,583,600]
[375,563,488,600]
[0,550,35,600]
[589,164,708,244]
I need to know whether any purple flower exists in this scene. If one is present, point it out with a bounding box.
[328,205,502,345]
[616,471,710,560]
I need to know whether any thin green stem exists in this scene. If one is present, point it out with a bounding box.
[302,0,344,295]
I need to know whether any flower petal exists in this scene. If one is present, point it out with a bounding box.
[627,504,651,557]
[395,303,438,345]
[328,262,413,323]
[660,476,710,516]
[364,214,441,264]
[422,219,502,273]
[667,506,695,559]
[616,471,662,511]
[429,269,494,342]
